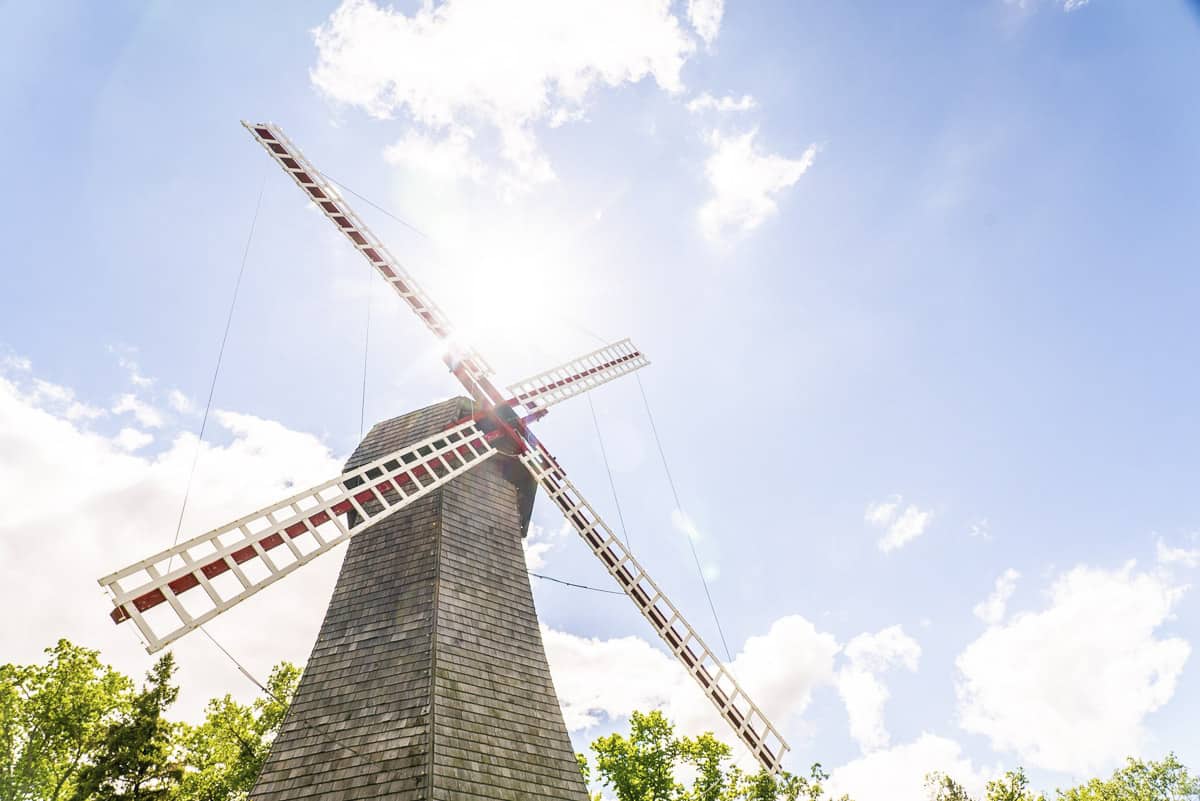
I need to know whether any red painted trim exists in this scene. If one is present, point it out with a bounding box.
[110,431,505,625]
[511,352,641,403]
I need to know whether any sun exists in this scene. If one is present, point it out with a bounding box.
[430,219,596,375]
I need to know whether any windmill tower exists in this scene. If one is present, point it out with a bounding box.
[97,123,789,799]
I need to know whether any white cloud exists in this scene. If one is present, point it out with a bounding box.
[686,92,756,113]
[843,627,920,681]
[968,518,992,541]
[25,378,107,421]
[864,495,933,553]
[167,389,194,414]
[0,362,345,723]
[547,615,926,766]
[312,0,698,192]
[687,0,724,45]
[114,428,154,452]
[973,568,1020,625]
[524,521,567,570]
[881,507,932,552]
[384,125,489,183]
[32,379,73,404]
[723,616,841,740]
[112,393,164,429]
[68,402,105,421]
[699,129,817,241]
[545,614,839,763]
[828,733,990,801]
[864,498,900,527]
[837,626,921,753]
[548,106,587,128]
[2,352,31,372]
[524,540,554,571]
[110,348,154,388]
[1007,0,1091,12]
[544,626,681,730]
[956,563,1190,774]
[1156,537,1200,569]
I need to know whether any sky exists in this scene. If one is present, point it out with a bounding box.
[2,1,1200,798]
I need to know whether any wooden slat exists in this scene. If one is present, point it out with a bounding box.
[100,420,497,653]
[519,443,790,773]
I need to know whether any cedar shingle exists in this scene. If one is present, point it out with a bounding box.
[251,398,588,800]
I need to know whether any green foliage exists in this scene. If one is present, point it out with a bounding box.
[583,714,1197,801]
[727,763,848,801]
[70,653,184,801]
[589,710,681,800]
[0,641,299,801]
[927,758,1200,801]
[986,769,1045,801]
[927,768,1046,801]
[6,642,1200,801]
[577,752,604,801]
[582,710,849,801]
[926,772,974,801]
[0,639,133,801]
[678,732,731,801]
[1056,755,1200,801]
[179,663,301,801]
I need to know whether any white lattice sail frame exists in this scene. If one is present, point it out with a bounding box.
[507,338,649,411]
[519,441,790,771]
[100,421,496,652]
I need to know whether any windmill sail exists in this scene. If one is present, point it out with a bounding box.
[519,441,791,772]
[506,339,650,412]
[100,419,496,652]
[242,121,494,387]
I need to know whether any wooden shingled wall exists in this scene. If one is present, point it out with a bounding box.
[250,398,589,801]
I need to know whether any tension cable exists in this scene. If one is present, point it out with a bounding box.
[318,170,428,239]
[359,260,372,439]
[587,393,632,550]
[166,174,265,566]
[635,372,734,663]
[529,571,624,595]
[178,177,395,784]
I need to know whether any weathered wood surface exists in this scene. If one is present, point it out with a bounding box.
[250,398,588,800]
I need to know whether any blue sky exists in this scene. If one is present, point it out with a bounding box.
[2,1,1200,798]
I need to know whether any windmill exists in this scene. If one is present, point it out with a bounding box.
[98,122,788,797]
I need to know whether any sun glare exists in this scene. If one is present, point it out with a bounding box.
[430,222,595,377]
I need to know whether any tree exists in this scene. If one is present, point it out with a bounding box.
[928,758,1200,801]
[179,662,301,801]
[0,640,132,801]
[926,769,1046,801]
[987,770,1045,801]
[0,640,300,801]
[8,639,1200,801]
[71,654,183,801]
[926,772,973,801]
[678,732,732,801]
[727,762,848,801]
[1056,755,1200,801]
[581,710,850,801]
[589,710,680,800]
